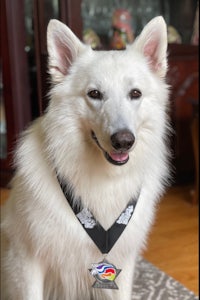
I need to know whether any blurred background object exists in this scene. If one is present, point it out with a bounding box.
[191,1,199,45]
[83,28,102,49]
[167,26,182,44]
[110,8,134,49]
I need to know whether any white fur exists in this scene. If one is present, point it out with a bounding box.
[1,17,170,300]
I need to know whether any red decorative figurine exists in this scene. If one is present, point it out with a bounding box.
[110,9,134,49]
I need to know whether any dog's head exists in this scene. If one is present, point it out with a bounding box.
[46,17,168,168]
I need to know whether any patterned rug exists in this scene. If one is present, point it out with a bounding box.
[132,257,198,300]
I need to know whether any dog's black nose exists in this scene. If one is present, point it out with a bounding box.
[111,130,135,151]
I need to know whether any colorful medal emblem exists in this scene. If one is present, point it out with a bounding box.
[89,260,121,289]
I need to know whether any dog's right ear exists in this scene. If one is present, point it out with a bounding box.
[47,19,86,83]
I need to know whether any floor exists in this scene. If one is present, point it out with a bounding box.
[0,184,198,295]
[143,184,198,296]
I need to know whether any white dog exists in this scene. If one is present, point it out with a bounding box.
[1,16,170,300]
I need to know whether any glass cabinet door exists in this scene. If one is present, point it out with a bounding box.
[81,0,197,49]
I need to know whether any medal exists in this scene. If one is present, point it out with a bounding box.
[89,259,121,289]
[58,176,138,290]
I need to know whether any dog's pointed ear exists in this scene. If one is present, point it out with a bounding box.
[47,19,86,83]
[133,16,168,78]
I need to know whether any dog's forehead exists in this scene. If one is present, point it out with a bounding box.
[92,50,137,68]
[81,49,149,87]
[92,50,145,74]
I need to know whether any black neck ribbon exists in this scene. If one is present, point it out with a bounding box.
[58,178,137,254]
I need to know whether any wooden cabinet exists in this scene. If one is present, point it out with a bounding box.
[0,0,198,187]
[0,0,82,186]
[167,44,198,183]
[1,0,32,186]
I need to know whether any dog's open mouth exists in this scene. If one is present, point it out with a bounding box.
[91,131,129,166]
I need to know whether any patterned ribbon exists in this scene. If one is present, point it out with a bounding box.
[58,178,137,254]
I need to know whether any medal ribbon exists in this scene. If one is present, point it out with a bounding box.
[58,178,137,254]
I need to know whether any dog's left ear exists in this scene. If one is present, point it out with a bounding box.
[133,16,168,78]
[47,19,86,83]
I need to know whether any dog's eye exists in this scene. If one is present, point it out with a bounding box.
[87,90,103,100]
[129,89,142,100]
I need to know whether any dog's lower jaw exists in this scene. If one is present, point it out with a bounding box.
[91,131,129,166]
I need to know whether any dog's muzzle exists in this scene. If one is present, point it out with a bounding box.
[91,130,135,166]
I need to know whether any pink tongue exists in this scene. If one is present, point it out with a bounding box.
[109,152,129,162]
